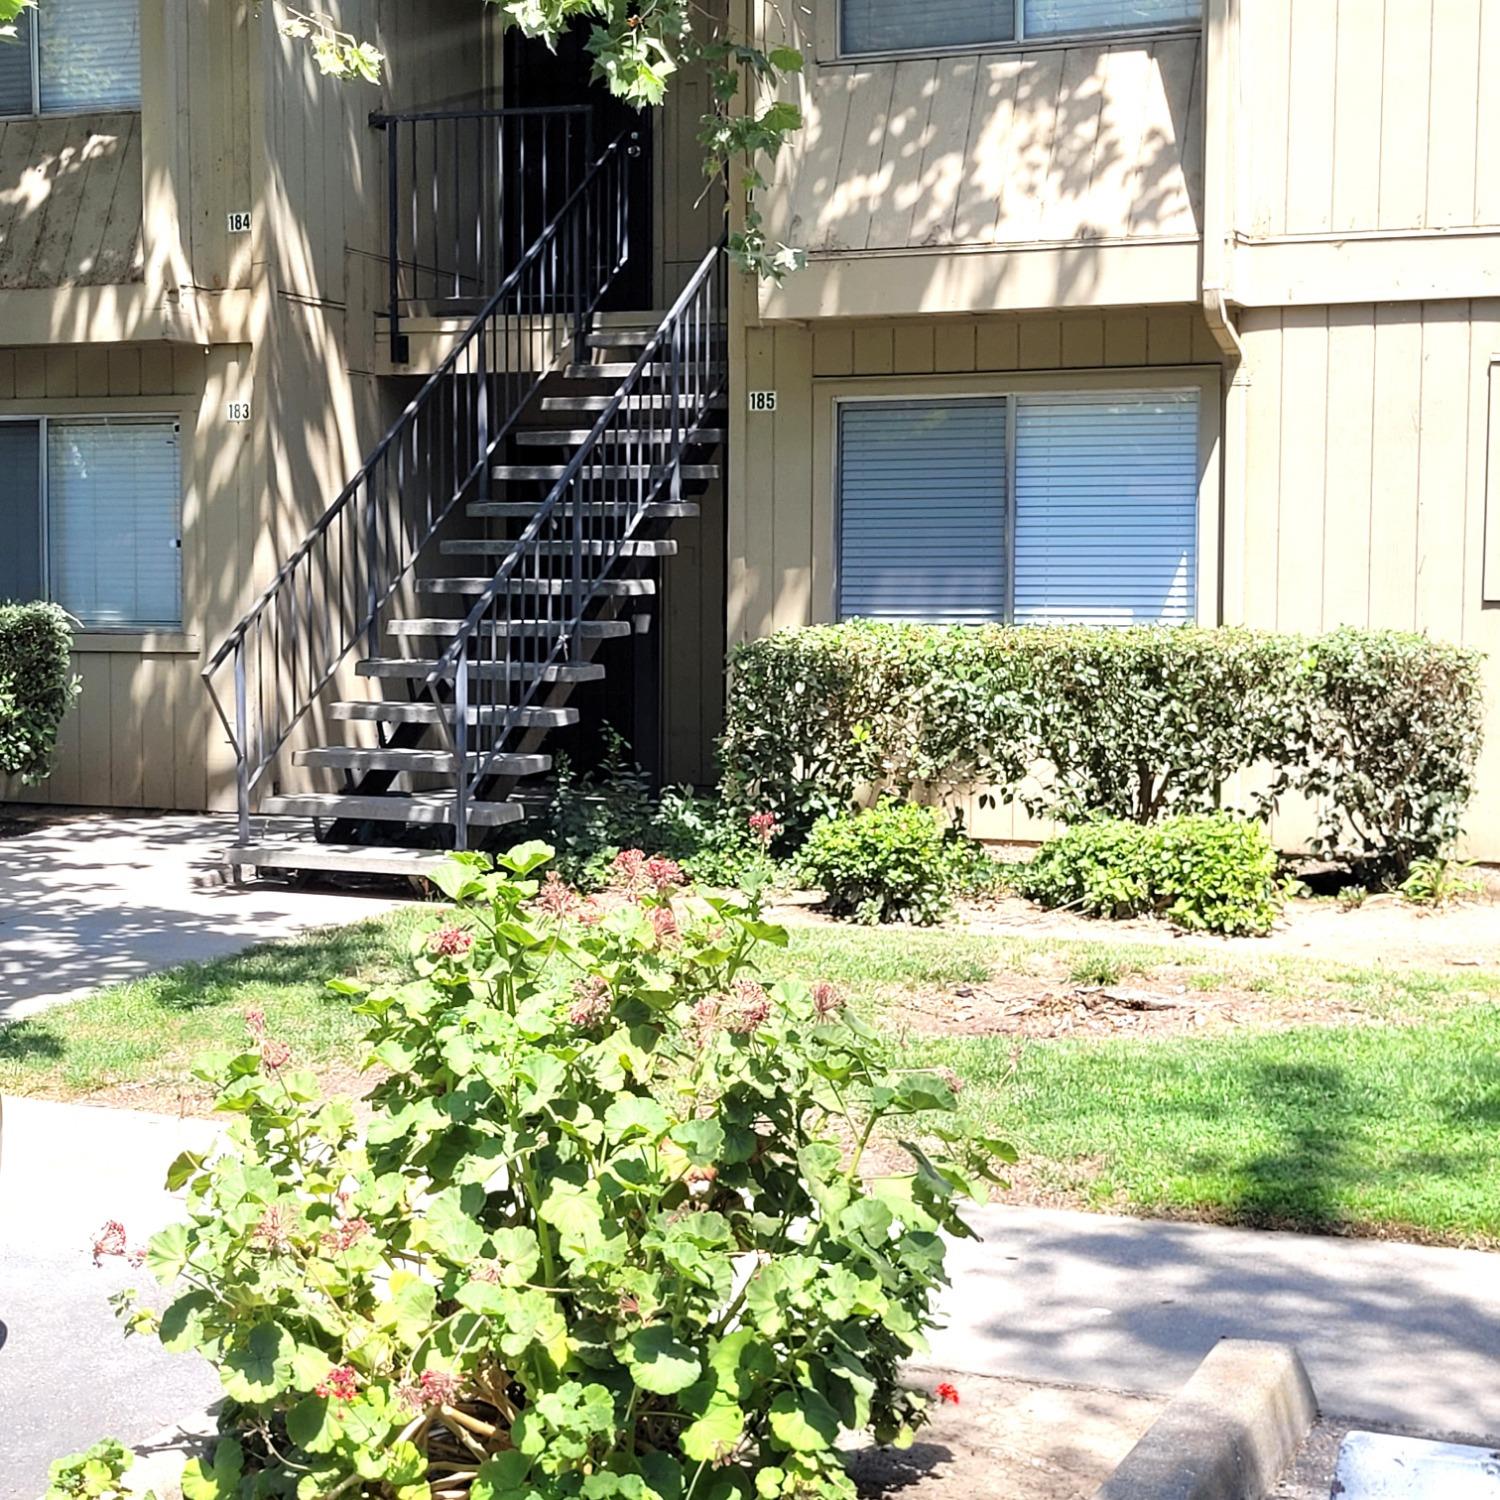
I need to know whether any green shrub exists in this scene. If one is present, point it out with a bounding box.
[1399,855,1484,908]
[96,844,1011,1500]
[1015,813,1283,936]
[44,1440,146,1500]
[721,623,1484,877]
[0,600,78,784]
[1297,629,1486,880]
[798,800,986,925]
[538,731,781,892]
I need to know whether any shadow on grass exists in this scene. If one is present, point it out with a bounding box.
[116,914,420,1015]
[0,1018,65,1066]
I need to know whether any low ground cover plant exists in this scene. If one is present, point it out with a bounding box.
[798,802,997,926]
[1014,813,1283,936]
[537,730,778,892]
[721,623,1484,882]
[92,845,1010,1500]
[0,599,79,783]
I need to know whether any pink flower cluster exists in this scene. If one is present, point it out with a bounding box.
[321,1216,371,1254]
[317,1365,359,1402]
[90,1219,145,1268]
[398,1368,461,1410]
[611,849,686,896]
[749,811,779,849]
[429,924,474,958]
[568,976,613,1028]
[811,981,846,1020]
[251,1206,295,1255]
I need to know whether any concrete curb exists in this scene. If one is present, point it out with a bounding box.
[1093,1340,1318,1500]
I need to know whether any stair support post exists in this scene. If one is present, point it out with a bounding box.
[452,646,470,852]
[235,643,251,848]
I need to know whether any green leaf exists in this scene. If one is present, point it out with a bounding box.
[767,1389,841,1453]
[179,1439,242,1500]
[416,1186,486,1262]
[768,46,804,72]
[221,1323,295,1404]
[472,1452,531,1500]
[604,1093,670,1142]
[680,1398,746,1462]
[157,1289,213,1353]
[670,1118,725,1166]
[143,1221,190,1283]
[164,1150,206,1192]
[624,1325,702,1394]
[541,1182,604,1245]
[380,1271,439,1346]
[386,1441,427,1486]
[286,1396,337,1455]
[490,1226,542,1284]
[497,840,555,876]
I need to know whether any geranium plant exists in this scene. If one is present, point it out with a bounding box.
[105,844,1010,1500]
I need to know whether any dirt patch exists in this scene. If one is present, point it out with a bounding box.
[843,1370,1163,1500]
[57,1063,383,1119]
[766,882,1500,972]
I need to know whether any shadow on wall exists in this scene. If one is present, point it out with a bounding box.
[0,112,144,290]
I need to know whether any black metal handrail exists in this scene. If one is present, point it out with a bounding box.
[203,131,637,846]
[370,104,594,362]
[426,238,728,849]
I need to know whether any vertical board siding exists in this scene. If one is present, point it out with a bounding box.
[1231,301,1500,857]
[0,113,143,287]
[777,28,1203,254]
[1245,0,1496,237]
[0,342,253,813]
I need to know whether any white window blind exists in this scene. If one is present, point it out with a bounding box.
[842,0,1015,56]
[0,422,43,603]
[1012,393,1198,625]
[1024,0,1200,36]
[37,0,141,112]
[838,400,1008,624]
[0,8,34,115]
[47,418,180,629]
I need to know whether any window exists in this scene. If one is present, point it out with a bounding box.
[0,417,182,630]
[836,391,1198,626]
[0,0,142,117]
[840,0,1199,56]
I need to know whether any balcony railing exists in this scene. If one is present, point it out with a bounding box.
[369,104,595,361]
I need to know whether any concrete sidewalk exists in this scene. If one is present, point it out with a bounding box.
[0,812,403,1021]
[927,1204,1500,1441]
[0,1097,224,1500]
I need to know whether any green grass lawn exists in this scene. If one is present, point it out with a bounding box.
[3,906,1497,1244]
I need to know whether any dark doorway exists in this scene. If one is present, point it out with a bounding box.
[503,20,653,311]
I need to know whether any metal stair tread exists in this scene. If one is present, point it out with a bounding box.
[466,500,699,520]
[419,576,656,597]
[293,748,552,774]
[388,618,631,639]
[357,657,606,682]
[541,393,727,412]
[563,361,672,379]
[491,462,719,481]
[330,701,579,727]
[227,840,456,877]
[259,793,524,827]
[514,427,724,446]
[440,537,678,558]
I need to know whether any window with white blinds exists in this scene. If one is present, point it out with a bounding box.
[836,391,1199,628]
[1012,393,1197,624]
[838,400,1008,624]
[840,0,1197,54]
[0,0,142,116]
[0,417,181,630]
[48,419,181,628]
[841,0,1015,57]
[1024,0,1200,36]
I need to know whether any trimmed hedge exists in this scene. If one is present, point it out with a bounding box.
[1014,813,1283,936]
[720,622,1485,880]
[0,601,79,784]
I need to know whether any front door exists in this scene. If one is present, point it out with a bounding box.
[502,19,653,311]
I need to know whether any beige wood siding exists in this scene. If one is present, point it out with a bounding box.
[1231,300,1500,858]
[0,113,144,288]
[0,343,255,812]
[772,35,1204,255]
[1242,0,1500,240]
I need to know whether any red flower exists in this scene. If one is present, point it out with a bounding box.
[91,1220,128,1266]
[243,1007,267,1038]
[260,1038,292,1071]
[611,849,686,895]
[650,905,679,944]
[568,977,612,1028]
[535,871,582,918]
[935,1382,960,1406]
[749,811,779,848]
[726,979,771,1035]
[429,924,473,958]
[811,981,846,1020]
[316,1365,359,1402]
[321,1217,371,1253]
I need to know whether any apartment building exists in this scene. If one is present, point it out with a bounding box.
[3,0,1498,868]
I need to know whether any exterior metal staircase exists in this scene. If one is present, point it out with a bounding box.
[203,129,727,878]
